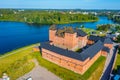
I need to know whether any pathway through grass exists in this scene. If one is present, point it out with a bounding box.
[0,44,39,80]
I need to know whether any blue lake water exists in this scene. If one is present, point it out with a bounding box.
[0,16,114,54]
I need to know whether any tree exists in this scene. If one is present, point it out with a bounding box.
[116,35,120,43]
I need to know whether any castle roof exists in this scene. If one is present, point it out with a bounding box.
[102,46,110,53]
[49,24,57,30]
[40,40,103,61]
[55,27,87,37]
[89,35,113,45]
[80,40,103,60]
[104,38,113,44]
[89,35,105,42]
[75,29,87,37]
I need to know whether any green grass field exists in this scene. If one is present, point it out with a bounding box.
[81,28,99,35]
[0,44,39,80]
[113,49,120,74]
[81,28,106,36]
[88,57,106,80]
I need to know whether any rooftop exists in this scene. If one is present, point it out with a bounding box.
[102,46,110,53]
[89,35,113,44]
[104,38,113,44]
[75,29,87,37]
[89,35,105,42]
[40,40,103,61]
[49,24,57,30]
[54,27,87,37]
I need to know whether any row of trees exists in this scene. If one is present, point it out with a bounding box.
[107,13,120,23]
[97,24,111,31]
[0,9,98,24]
[112,16,120,23]
[97,24,120,34]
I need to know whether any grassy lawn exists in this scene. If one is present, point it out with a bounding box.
[34,51,106,80]
[113,49,120,74]
[0,43,39,80]
[80,28,106,36]
[81,28,99,35]
[88,57,106,80]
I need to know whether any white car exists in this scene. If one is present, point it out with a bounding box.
[26,77,32,80]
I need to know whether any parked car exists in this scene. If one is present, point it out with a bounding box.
[26,77,32,80]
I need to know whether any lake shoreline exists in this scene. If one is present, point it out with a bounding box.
[0,19,99,25]
[0,16,114,54]
[0,43,39,56]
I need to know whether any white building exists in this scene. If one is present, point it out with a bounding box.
[2,73,10,80]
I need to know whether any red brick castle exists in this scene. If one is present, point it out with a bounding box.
[49,25,88,50]
[40,25,113,74]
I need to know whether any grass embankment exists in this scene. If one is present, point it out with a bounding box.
[113,49,120,73]
[81,28,99,35]
[0,43,39,80]
[34,51,106,80]
[88,57,106,80]
[52,20,98,25]
[81,28,106,36]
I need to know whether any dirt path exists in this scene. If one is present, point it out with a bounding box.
[17,59,61,80]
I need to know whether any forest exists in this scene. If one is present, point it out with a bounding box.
[0,9,98,24]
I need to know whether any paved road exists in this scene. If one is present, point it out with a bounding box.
[17,59,61,80]
[100,44,118,80]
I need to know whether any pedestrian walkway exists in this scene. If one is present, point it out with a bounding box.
[103,47,114,72]
[100,43,118,80]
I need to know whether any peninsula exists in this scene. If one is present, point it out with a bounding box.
[0,9,98,24]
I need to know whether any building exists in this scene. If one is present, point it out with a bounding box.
[33,46,40,52]
[40,25,113,74]
[49,26,87,50]
[1,73,10,80]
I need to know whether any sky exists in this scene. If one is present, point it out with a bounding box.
[0,0,120,9]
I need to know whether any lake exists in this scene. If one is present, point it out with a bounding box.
[0,16,114,54]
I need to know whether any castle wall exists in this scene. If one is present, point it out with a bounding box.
[42,48,102,74]
[82,51,101,73]
[78,36,88,48]
[49,30,56,42]
[49,29,87,50]
[64,33,78,49]
[54,36,66,48]
[101,51,108,57]
[87,40,94,45]
[42,48,90,74]
[104,44,113,49]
